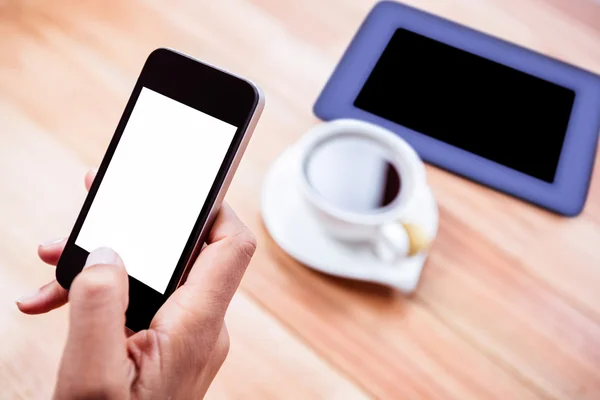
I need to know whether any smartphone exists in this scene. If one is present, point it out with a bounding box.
[56,48,264,331]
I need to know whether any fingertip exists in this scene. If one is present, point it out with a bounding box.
[16,281,69,314]
[84,247,124,269]
[84,168,97,191]
[38,238,66,266]
[15,289,39,312]
[68,261,130,336]
[207,202,249,244]
[71,257,129,308]
[16,301,45,315]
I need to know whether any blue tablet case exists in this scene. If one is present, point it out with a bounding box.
[314,1,600,216]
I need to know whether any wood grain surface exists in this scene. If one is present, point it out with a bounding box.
[1,0,600,398]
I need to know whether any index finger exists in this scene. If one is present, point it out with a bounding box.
[189,202,256,297]
[207,202,255,245]
[154,203,256,328]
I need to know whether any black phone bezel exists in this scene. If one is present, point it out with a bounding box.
[56,48,260,332]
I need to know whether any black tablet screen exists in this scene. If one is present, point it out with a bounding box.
[354,28,575,183]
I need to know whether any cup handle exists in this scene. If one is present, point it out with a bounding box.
[374,221,431,262]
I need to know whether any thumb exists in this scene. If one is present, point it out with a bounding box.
[55,247,133,399]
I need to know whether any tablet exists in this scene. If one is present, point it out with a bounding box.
[313,1,600,216]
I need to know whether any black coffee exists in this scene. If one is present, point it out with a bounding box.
[304,136,401,213]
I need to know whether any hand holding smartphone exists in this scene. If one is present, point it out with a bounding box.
[55,49,264,331]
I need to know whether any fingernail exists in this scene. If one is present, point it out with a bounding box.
[40,237,65,247]
[16,289,39,305]
[84,247,119,268]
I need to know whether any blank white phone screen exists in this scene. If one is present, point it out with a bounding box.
[76,87,237,294]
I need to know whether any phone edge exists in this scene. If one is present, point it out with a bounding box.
[174,84,265,290]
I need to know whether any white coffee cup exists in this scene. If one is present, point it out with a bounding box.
[295,119,432,261]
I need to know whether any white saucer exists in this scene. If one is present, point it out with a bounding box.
[261,146,439,293]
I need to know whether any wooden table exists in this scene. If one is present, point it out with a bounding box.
[1,0,600,398]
